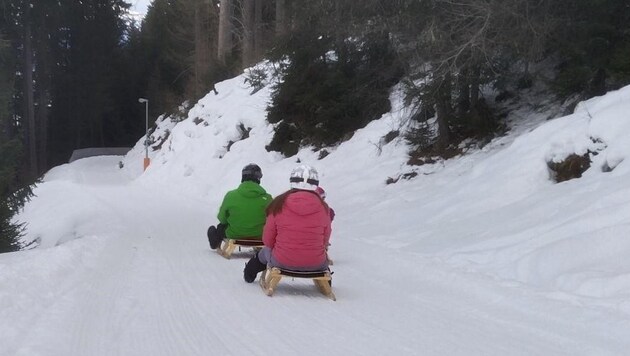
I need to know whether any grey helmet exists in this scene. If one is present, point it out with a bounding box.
[242,163,263,183]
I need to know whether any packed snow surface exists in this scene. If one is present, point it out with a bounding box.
[4,68,630,355]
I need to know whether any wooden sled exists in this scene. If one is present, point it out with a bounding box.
[259,267,336,301]
[217,238,263,259]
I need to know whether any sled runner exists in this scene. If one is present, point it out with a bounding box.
[218,238,264,259]
[259,267,336,301]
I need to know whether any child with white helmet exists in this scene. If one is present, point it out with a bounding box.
[243,164,332,282]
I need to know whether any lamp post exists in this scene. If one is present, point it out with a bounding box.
[138,98,150,171]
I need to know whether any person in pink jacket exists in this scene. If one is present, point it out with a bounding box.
[243,165,331,283]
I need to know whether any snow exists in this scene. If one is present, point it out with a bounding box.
[3,66,630,355]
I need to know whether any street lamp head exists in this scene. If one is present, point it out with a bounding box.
[138,98,148,103]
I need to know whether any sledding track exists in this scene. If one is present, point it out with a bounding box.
[2,158,630,356]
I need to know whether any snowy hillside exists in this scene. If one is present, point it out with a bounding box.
[3,67,630,355]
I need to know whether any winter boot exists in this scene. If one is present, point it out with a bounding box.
[243,252,267,283]
[207,226,221,250]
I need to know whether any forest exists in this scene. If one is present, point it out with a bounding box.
[1,0,629,252]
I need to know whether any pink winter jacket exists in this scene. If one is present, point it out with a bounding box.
[263,191,331,268]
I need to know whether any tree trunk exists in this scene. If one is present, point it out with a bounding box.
[275,0,286,37]
[217,0,232,63]
[36,85,49,172]
[456,69,470,117]
[23,7,38,179]
[254,0,264,60]
[242,0,255,68]
[470,66,480,107]
[334,0,348,63]
[287,0,295,31]
[435,72,452,151]
[34,8,51,172]
[194,0,201,96]
[194,0,213,97]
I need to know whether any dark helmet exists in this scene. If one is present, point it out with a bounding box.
[242,163,263,183]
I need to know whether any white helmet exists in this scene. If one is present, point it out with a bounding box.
[289,165,319,191]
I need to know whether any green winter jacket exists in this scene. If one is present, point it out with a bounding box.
[217,181,272,239]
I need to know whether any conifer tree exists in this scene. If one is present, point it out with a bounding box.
[0,139,29,253]
[0,15,31,252]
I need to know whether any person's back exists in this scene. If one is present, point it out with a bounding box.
[219,180,270,238]
[208,164,271,250]
[264,190,330,268]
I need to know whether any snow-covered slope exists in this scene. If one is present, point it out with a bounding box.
[3,67,630,355]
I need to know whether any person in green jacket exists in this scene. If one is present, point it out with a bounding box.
[207,163,272,250]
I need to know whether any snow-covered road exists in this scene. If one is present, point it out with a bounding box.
[2,157,629,356]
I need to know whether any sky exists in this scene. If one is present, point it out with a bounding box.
[128,0,152,20]
[2,63,630,355]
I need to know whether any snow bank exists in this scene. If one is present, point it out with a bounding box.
[117,71,630,306]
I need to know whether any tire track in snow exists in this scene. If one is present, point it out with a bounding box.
[65,185,220,356]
